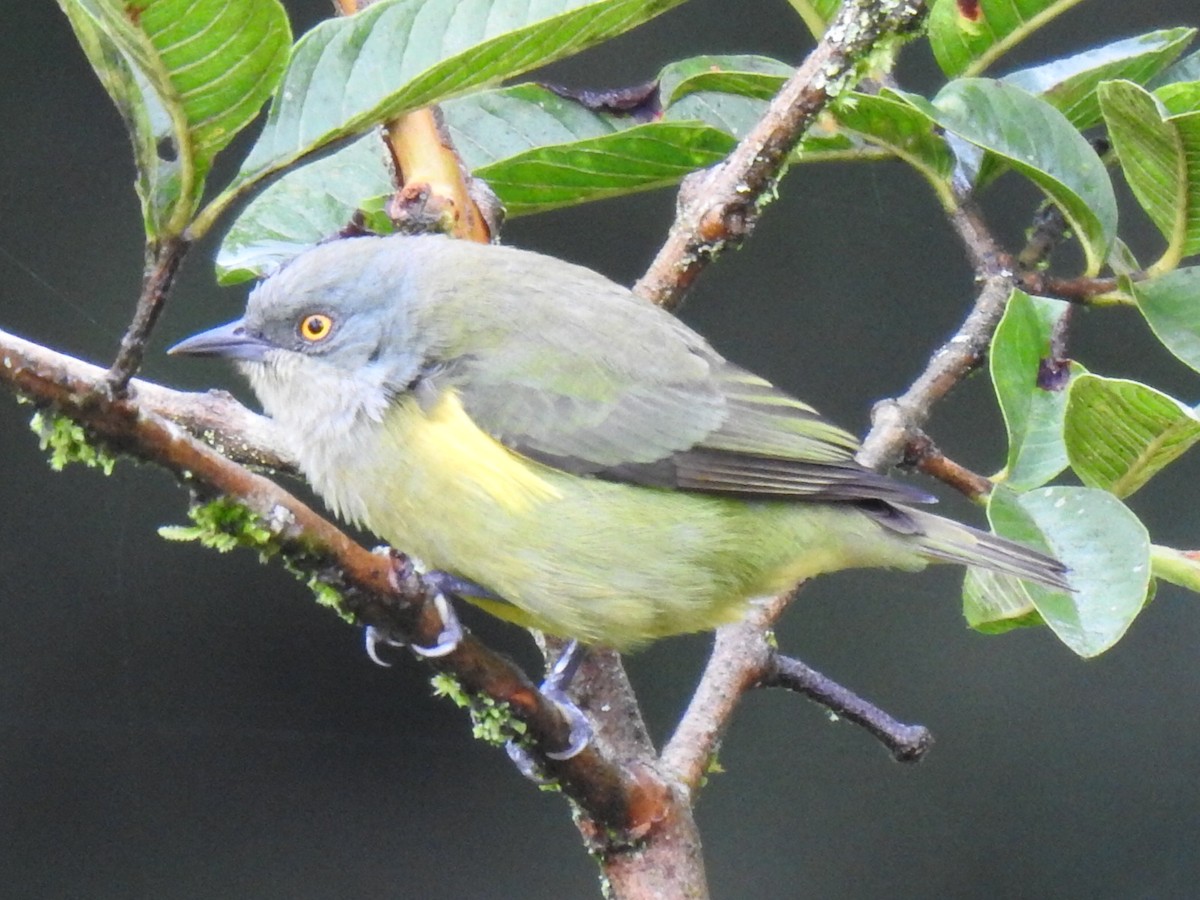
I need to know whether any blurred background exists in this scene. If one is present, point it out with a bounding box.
[3,1,1200,897]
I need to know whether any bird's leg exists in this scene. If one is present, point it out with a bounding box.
[539,639,592,760]
[506,640,592,778]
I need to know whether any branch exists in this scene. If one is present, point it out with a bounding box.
[858,202,1014,472]
[634,0,928,309]
[383,108,501,241]
[107,236,189,393]
[650,0,935,811]
[0,325,666,838]
[335,0,499,242]
[1016,271,1121,304]
[662,590,931,790]
[858,187,1123,479]
[662,592,794,789]
[761,655,932,762]
[904,431,994,501]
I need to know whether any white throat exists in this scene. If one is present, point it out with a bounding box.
[241,351,396,524]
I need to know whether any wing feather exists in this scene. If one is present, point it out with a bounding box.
[416,239,930,505]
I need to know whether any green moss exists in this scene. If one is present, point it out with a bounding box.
[471,694,525,746]
[159,497,273,554]
[430,672,469,707]
[431,671,528,748]
[699,750,725,789]
[305,574,350,618]
[159,497,354,622]
[30,411,116,474]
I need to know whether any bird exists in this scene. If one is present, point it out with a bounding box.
[170,233,1069,653]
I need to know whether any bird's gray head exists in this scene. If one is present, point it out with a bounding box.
[170,236,436,435]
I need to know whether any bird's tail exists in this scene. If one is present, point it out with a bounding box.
[900,506,1070,591]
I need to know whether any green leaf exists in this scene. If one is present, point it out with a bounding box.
[784,0,842,37]
[665,85,866,161]
[132,0,291,166]
[217,81,741,280]
[665,90,771,141]
[1154,79,1200,116]
[466,84,739,214]
[915,78,1117,273]
[928,0,1088,78]
[966,486,1150,657]
[990,290,1077,490]
[451,85,630,167]
[1002,28,1195,129]
[658,54,792,105]
[1064,374,1200,497]
[1107,237,1142,276]
[834,92,955,205]
[668,80,955,179]
[1151,47,1200,89]
[231,0,689,198]
[1099,80,1200,272]
[962,566,1043,634]
[58,0,290,237]
[471,120,734,217]
[1133,266,1200,372]
[216,133,395,284]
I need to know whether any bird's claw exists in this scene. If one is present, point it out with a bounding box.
[364,625,405,667]
[540,640,591,760]
[363,592,463,664]
[506,641,592,776]
[409,592,463,658]
[542,689,592,761]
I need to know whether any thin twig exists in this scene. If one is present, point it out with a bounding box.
[1016,271,1121,303]
[661,590,933,788]
[1012,204,1123,304]
[107,236,189,394]
[903,431,994,501]
[634,0,928,309]
[858,202,1013,472]
[761,655,932,762]
[1015,203,1069,270]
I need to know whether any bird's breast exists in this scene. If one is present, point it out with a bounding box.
[303,388,562,571]
[382,389,562,512]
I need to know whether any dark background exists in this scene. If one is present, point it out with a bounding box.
[4,1,1200,897]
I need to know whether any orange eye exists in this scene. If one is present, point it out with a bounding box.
[299,313,333,342]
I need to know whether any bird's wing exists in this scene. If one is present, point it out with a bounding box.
[442,283,929,506]
[422,241,926,508]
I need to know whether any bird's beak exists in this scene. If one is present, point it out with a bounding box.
[168,319,274,362]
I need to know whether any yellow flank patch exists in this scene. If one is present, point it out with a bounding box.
[409,389,562,512]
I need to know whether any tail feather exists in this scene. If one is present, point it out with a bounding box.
[892,505,1070,591]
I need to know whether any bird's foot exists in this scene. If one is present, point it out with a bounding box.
[365,557,484,664]
[507,640,592,778]
[408,592,464,658]
[364,592,462,663]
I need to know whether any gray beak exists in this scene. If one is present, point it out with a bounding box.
[168,319,273,361]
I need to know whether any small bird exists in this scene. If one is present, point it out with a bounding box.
[171,234,1068,652]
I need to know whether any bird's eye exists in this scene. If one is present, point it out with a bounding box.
[299,313,333,342]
